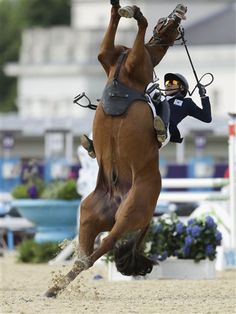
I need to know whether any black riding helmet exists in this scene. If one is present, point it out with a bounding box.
[164,73,189,97]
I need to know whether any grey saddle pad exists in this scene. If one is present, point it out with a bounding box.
[101,79,147,116]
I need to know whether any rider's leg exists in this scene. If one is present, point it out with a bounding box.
[153,98,170,143]
[80,135,96,159]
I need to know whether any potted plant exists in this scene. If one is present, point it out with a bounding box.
[11,161,81,243]
[105,213,222,280]
[146,213,222,279]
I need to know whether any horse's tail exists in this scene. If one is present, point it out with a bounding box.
[113,236,156,277]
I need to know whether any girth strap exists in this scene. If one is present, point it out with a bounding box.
[113,51,128,81]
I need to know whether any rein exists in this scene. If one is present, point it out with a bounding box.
[180,27,214,96]
[152,27,215,96]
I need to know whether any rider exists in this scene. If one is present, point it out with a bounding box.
[81,73,212,157]
[163,73,212,143]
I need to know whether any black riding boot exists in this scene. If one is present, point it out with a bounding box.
[153,98,170,143]
[80,135,96,159]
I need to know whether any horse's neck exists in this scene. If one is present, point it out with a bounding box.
[146,45,169,67]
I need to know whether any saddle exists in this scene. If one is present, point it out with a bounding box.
[101,52,147,116]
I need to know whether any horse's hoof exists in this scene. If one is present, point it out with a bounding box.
[80,135,96,159]
[118,6,134,18]
[173,4,187,20]
[43,288,59,298]
[110,0,119,6]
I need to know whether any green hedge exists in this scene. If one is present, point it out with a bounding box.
[17,240,60,263]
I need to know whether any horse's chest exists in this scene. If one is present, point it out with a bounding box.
[101,80,147,116]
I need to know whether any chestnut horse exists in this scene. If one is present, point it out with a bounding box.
[45,1,187,297]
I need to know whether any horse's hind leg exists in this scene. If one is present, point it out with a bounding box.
[78,192,115,257]
[44,192,115,298]
[89,178,160,267]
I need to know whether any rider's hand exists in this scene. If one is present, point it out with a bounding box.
[152,92,161,103]
[198,84,207,98]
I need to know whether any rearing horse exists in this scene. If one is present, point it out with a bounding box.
[45,1,187,297]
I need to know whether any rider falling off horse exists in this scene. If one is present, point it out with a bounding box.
[81,71,212,158]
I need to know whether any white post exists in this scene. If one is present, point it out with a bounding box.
[65,132,73,163]
[176,140,185,164]
[228,113,236,249]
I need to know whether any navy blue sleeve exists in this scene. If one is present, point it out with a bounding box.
[188,97,212,123]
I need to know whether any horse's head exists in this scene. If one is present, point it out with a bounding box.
[149,4,187,46]
[146,4,187,66]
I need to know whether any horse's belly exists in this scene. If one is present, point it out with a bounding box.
[93,102,159,173]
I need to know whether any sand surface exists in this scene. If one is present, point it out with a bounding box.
[0,252,236,314]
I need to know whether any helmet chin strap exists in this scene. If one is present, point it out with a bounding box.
[165,88,180,96]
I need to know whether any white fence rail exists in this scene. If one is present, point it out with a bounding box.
[162,178,229,189]
[159,178,229,203]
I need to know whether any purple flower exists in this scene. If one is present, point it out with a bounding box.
[206,216,216,228]
[185,235,193,246]
[215,231,222,244]
[27,185,38,199]
[205,244,214,255]
[176,222,184,234]
[191,225,202,238]
[186,226,192,234]
[187,218,196,226]
[182,244,190,255]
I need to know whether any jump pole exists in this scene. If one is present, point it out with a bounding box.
[228,113,236,249]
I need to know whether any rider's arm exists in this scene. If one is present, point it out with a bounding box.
[188,85,212,124]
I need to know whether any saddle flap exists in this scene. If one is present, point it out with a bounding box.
[101,80,147,116]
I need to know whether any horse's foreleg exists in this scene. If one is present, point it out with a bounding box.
[125,11,148,74]
[100,4,120,51]
[98,3,121,73]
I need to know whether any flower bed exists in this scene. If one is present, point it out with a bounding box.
[105,213,222,280]
[148,213,222,263]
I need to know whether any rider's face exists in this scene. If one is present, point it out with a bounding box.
[165,80,181,96]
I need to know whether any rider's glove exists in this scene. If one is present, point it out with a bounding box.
[152,92,161,103]
[198,84,207,98]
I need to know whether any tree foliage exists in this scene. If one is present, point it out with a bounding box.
[0,0,70,112]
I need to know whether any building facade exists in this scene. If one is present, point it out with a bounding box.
[1,0,235,167]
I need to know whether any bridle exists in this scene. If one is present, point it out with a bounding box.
[148,8,185,47]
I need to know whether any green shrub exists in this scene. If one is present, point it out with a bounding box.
[57,179,80,200]
[11,184,29,199]
[41,179,80,200]
[17,240,60,263]
[12,178,81,200]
